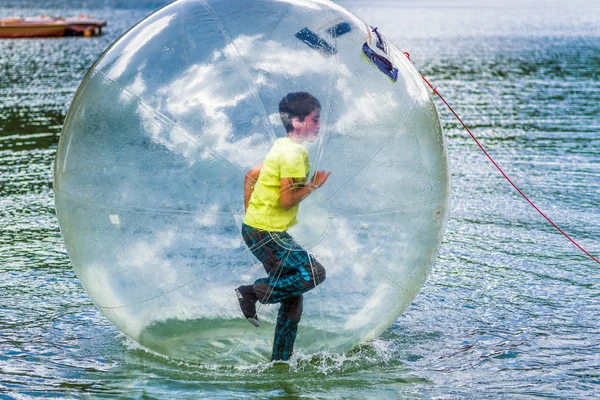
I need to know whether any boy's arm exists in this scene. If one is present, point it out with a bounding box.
[279,170,331,209]
[244,163,263,212]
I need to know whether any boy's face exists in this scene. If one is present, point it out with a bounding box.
[293,108,321,142]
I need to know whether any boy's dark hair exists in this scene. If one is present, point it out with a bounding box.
[279,92,321,133]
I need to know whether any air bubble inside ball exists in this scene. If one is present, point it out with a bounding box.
[54,0,450,363]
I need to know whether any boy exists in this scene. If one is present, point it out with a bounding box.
[236,92,330,362]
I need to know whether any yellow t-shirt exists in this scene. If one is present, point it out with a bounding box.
[244,137,309,232]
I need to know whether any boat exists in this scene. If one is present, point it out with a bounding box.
[0,15,106,38]
[0,16,67,38]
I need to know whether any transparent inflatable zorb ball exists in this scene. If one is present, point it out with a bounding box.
[54,0,450,364]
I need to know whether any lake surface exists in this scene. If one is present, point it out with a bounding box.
[1,0,599,398]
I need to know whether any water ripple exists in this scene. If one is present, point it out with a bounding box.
[1,0,599,398]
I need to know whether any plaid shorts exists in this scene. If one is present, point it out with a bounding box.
[241,223,326,305]
[242,223,326,361]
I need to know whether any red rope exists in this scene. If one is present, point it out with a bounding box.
[405,53,599,265]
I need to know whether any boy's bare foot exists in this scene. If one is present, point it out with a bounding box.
[235,285,259,327]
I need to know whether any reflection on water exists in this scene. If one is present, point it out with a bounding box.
[1,0,599,398]
[138,317,358,364]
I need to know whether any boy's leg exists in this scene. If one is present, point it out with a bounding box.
[241,223,280,274]
[238,224,276,326]
[272,295,303,361]
[240,224,321,360]
[242,224,326,305]
[253,246,325,304]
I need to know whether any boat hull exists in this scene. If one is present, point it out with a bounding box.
[0,16,106,38]
[0,24,68,38]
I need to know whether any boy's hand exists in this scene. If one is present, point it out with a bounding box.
[280,170,330,209]
[310,170,331,189]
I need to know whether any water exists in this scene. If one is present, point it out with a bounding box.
[1,0,599,398]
